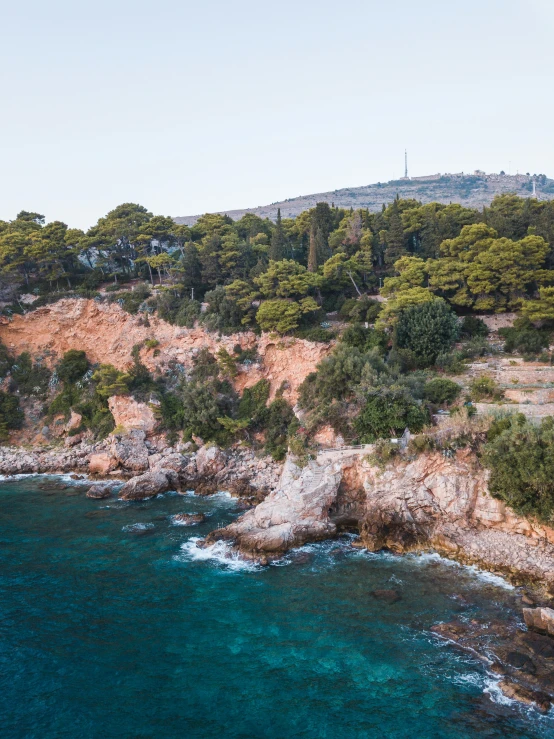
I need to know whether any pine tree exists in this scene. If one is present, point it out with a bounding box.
[269,208,286,260]
[307,202,332,272]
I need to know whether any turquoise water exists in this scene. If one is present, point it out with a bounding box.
[1,477,553,739]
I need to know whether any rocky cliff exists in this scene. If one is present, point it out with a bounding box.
[0,299,330,403]
[207,449,554,586]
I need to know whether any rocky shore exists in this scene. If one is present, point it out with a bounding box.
[0,431,281,501]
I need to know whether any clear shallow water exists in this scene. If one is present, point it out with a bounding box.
[1,477,553,739]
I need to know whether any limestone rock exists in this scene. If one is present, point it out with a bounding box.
[196,445,227,477]
[66,410,82,432]
[119,471,171,500]
[498,680,551,713]
[88,452,117,475]
[523,607,554,636]
[108,395,157,436]
[207,457,342,558]
[111,429,149,472]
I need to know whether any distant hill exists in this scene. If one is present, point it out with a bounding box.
[174,171,554,225]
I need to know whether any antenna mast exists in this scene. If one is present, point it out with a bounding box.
[404,149,408,179]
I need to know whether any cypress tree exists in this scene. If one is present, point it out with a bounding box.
[269,208,286,261]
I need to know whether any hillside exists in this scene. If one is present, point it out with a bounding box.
[174,171,554,225]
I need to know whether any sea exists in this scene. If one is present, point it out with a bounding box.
[1,475,554,739]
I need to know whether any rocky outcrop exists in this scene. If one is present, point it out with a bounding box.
[207,448,554,586]
[523,607,554,636]
[108,396,157,435]
[119,470,172,500]
[206,457,343,559]
[110,430,149,472]
[172,513,205,525]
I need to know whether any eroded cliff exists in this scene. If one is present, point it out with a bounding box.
[0,299,331,403]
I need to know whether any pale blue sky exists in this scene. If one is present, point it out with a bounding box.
[1,0,553,228]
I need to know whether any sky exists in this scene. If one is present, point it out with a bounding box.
[1,0,553,229]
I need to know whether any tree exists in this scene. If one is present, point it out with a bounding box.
[522,287,554,321]
[269,208,287,260]
[56,350,89,384]
[255,259,319,298]
[308,202,333,272]
[256,297,318,334]
[394,300,459,367]
[92,365,131,398]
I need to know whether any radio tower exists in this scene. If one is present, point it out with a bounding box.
[404,149,408,179]
[532,178,538,198]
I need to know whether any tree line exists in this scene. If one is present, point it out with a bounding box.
[2,193,554,334]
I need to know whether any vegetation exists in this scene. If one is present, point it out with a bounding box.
[483,415,554,523]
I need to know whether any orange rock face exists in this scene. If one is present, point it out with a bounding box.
[108,396,157,435]
[0,299,331,403]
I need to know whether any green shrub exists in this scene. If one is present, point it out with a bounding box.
[294,327,336,343]
[264,398,297,461]
[0,340,14,379]
[0,391,24,440]
[499,317,551,356]
[394,301,459,368]
[341,324,387,353]
[460,315,489,339]
[144,339,159,349]
[108,283,151,314]
[368,438,399,468]
[56,350,89,384]
[10,352,51,397]
[423,378,461,406]
[469,376,504,402]
[482,416,554,522]
[354,390,429,443]
[238,379,270,426]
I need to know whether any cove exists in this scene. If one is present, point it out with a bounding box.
[1,476,553,739]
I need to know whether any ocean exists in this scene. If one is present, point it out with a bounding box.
[1,475,553,739]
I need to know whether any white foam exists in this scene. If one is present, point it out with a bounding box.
[122,522,155,532]
[178,537,259,572]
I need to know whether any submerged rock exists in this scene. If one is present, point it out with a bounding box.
[86,483,113,499]
[498,680,551,714]
[173,513,205,526]
[119,471,171,500]
[370,589,402,604]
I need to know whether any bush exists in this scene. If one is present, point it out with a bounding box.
[238,379,270,426]
[341,324,388,353]
[368,439,399,468]
[56,350,89,384]
[108,283,151,314]
[354,390,429,443]
[10,352,51,397]
[0,340,14,379]
[0,391,24,440]
[264,398,297,460]
[423,378,461,406]
[460,315,489,339]
[394,300,459,368]
[294,327,336,343]
[469,376,504,402]
[482,416,554,522]
[499,317,551,356]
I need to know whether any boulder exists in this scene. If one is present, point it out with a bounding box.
[111,429,149,472]
[86,483,113,499]
[108,395,157,436]
[196,444,227,477]
[523,607,554,636]
[66,410,83,432]
[88,452,117,475]
[119,470,171,500]
[65,433,83,447]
